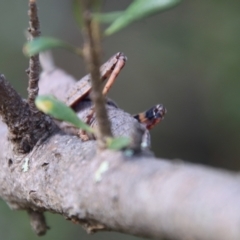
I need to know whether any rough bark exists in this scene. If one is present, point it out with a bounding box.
[1,63,240,240]
[1,123,240,240]
[0,75,54,153]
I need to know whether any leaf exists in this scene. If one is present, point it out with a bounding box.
[35,95,94,133]
[94,11,123,24]
[105,0,182,36]
[106,137,131,150]
[23,37,80,57]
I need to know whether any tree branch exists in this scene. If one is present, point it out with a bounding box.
[1,123,240,240]
[0,3,239,238]
[0,63,240,239]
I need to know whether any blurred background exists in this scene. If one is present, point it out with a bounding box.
[0,0,240,239]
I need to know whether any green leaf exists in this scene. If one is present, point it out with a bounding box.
[94,11,123,24]
[35,95,94,133]
[106,137,131,150]
[23,37,81,57]
[105,0,182,36]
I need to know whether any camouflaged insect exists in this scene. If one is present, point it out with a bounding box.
[65,52,166,131]
[39,52,166,148]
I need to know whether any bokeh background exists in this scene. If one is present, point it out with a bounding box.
[0,0,240,239]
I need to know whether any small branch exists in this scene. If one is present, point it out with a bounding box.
[0,74,55,153]
[28,210,49,236]
[0,74,31,152]
[27,0,41,111]
[82,1,113,148]
[0,0,57,155]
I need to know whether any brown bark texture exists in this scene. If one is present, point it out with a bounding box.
[0,62,240,240]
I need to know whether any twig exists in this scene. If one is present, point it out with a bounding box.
[81,0,113,149]
[28,210,49,236]
[27,0,41,111]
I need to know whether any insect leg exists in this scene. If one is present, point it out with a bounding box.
[102,55,127,96]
